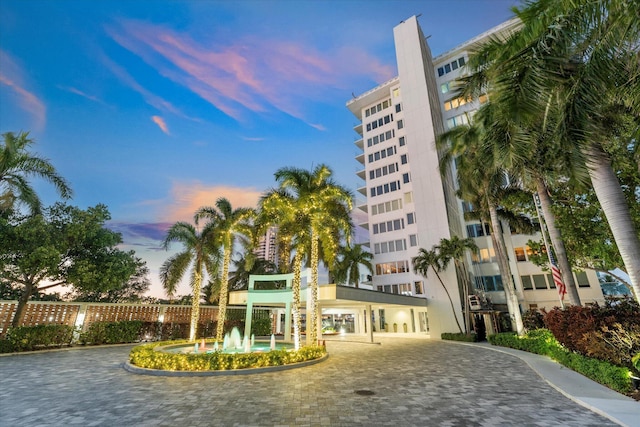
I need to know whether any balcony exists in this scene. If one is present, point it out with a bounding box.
[353,123,363,136]
[356,200,368,213]
[354,138,364,150]
[356,169,366,180]
[357,185,367,196]
[355,152,365,165]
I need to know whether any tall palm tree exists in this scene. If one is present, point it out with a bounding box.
[273,165,353,344]
[435,236,478,334]
[196,198,255,342]
[412,248,464,334]
[463,0,640,298]
[258,187,309,349]
[333,243,373,288]
[160,221,219,341]
[437,115,525,334]
[1,131,72,214]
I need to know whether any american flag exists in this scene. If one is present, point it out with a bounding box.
[549,250,567,300]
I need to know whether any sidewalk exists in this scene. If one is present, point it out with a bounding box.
[469,342,639,427]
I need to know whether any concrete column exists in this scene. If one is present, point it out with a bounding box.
[244,301,253,339]
[284,302,291,342]
[367,305,374,343]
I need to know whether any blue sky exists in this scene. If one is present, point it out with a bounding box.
[1,0,519,298]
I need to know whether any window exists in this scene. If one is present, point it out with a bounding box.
[414,281,423,294]
[369,171,375,180]
[371,205,378,215]
[521,275,533,290]
[374,152,380,161]
[399,136,406,146]
[390,181,397,191]
[370,188,375,197]
[365,109,370,117]
[404,191,413,203]
[547,274,556,289]
[441,82,450,93]
[401,154,407,164]
[437,67,445,77]
[373,224,379,234]
[533,274,548,290]
[576,271,590,287]
[393,88,400,97]
[368,154,373,163]
[403,173,410,183]
[444,63,451,73]
[407,212,415,224]
[409,234,418,247]
[458,57,465,67]
[514,247,526,262]
[397,120,404,129]
[395,104,401,113]
[366,123,371,132]
[451,60,458,70]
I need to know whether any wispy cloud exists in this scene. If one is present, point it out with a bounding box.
[242,136,265,142]
[58,85,107,105]
[105,19,395,128]
[0,50,46,129]
[151,115,169,134]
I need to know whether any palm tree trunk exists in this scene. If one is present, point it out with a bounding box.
[536,178,581,305]
[586,145,640,300]
[309,233,319,345]
[455,260,471,334]
[432,268,464,334]
[190,270,202,342]
[215,248,232,342]
[292,250,303,350]
[488,201,524,335]
[11,281,35,328]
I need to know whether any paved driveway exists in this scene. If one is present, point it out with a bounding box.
[0,338,618,426]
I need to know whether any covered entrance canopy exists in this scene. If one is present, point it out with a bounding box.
[228,273,429,344]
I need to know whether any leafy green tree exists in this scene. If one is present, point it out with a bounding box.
[67,257,150,302]
[272,165,352,344]
[412,248,464,334]
[160,221,219,341]
[0,203,139,327]
[1,132,72,214]
[333,243,372,288]
[195,198,255,342]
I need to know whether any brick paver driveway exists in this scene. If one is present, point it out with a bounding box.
[0,338,618,426]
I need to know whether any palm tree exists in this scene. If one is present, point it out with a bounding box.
[273,165,353,344]
[160,221,219,341]
[435,236,478,334]
[437,114,525,334]
[258,187,309,349]
[196,198,255,342]
[333,243,373,288]
[463,0,640,298]
[412,248,464,334]
[1,131,72,214]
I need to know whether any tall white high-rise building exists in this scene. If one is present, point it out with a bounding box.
[347,16,604,335]
[254,226,278,266]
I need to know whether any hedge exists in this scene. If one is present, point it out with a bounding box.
[129,340,326,371]
[441,332,479,342]
[2,325,75,352]
[488,329,632,394]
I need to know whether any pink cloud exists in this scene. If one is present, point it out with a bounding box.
[159,181,262,223]
[0,50,46,129]
[105,19,395,128]
[151,115,169,134]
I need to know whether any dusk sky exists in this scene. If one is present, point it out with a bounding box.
[1,0,519,298]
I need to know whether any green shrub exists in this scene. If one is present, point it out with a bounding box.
[5,325,74,351]
[0,337,16,353]
[522,309,545,331]
[129,340,326,371]
[79,320,144,345]
[441,332,479,342]
[250,318,272,336]
[488,329,633,394]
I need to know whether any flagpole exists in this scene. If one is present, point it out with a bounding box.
[533,193,565,308]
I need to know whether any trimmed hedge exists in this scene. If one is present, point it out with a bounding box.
[2,325,74,352]
[488,329,632,394]
[79,320,145,345]
[129,340,326,371]
[441,332,479,342]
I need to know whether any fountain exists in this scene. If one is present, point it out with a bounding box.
[160,327,293,355]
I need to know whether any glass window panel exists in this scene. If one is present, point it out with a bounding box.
[521,275,533,290]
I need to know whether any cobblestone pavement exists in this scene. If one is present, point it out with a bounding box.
[0,338,620,426]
